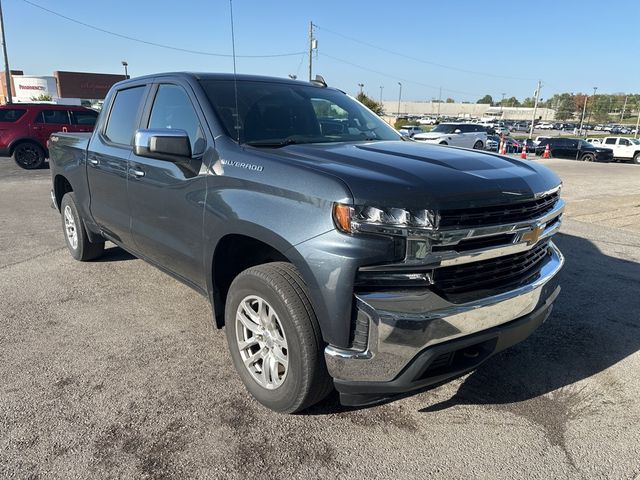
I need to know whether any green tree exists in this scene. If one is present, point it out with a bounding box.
[356,92,384,115]
[476,94,493,105]
[445,97,455,103]
[555,94,577,121]
[521,97,535,108]
[30,93,53,102]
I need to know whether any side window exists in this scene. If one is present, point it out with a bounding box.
[619,138,630,146]
[72,110,98,126]
[104,86,146,145]
[39,109,70,124]
[148,84,204,154]
[566,140,578,148]
[604,138,616,145]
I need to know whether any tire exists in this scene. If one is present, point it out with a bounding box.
[473,140,483,150]
[633,152,640,165]
[581,153,595,162]
[225,262,332,413]
[12,141,45,169]
[60,192,105,261]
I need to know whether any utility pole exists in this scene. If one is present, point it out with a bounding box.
[121,60,128,78]
[358,83,364,95]
[396,82,402,117]
[379,85,383,105]
[0,0,12,104]
[579,93,589,134]
[586,87,597,127]
[308,21,316,82]
[620,95,628,122]
[528,80,541,139]
[500,92,506,118]
[437,86,442,118]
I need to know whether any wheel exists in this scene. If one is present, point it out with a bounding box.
[60,192,105,261]
[473,140,483,150]
[225,262,332,413]
[581,153,595,162]
[633,152,640,165]
[12,141,45,169]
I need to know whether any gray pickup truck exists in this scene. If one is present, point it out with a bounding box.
[49,73,564,413]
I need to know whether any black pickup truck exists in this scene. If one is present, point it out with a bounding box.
[49,73,564,412]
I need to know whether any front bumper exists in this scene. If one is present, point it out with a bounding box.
[325,241,564,403]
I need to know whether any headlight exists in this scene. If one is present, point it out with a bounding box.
[333,203,439,236]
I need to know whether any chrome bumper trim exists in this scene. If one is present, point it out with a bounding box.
[325,241,564,383]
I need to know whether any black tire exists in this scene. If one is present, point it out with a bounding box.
[633,152,640,165]
[581,153,595,162]
[12,141,45,169]
[60,192,105,261]
[225,262,332,413]
[473,140,483,150]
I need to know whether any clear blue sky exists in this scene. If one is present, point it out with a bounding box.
[5,0,640,102]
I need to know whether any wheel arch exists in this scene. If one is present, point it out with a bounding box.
[53,174,73,210]
[9,137,47,156]
[206,227,322,331]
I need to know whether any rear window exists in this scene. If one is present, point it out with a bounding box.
[0,108,26,122]
[604,138,616,145]
[72,109,98,126]
[36,109,71,124]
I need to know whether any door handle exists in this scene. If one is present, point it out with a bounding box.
[88,158,99,166]
[129,168,145,178]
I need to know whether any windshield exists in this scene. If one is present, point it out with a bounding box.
[431,124,458,134]
[199,79,400,146]
[629,138,640,145]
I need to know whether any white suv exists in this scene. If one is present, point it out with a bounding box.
[413,123,487,149]
[398,125,423,138]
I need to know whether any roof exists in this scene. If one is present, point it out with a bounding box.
[116,71,326,88]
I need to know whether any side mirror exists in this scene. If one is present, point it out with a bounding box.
[134,128,191,161]
[454,129,462,134]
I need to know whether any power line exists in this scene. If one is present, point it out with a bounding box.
[315,24,535,82]
[318,51,483,98]
[21,0,306,58]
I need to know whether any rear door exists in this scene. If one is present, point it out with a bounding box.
[127,81,210,288]
[86,83,150,245]
[29,108,71,148]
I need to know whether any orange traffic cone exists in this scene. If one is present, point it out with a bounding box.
[499,136,506,154]
[520,142,527,159]
[542,143,550,159]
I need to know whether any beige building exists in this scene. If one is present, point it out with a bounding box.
[381,100,556,121]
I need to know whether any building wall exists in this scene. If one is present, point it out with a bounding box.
[381,100,556,121]
[0,69,126,104]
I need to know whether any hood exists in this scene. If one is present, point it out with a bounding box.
[256,141,561,210]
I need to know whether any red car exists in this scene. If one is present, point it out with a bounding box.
[0,103,98,169]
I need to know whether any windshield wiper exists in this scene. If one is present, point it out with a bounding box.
[244,136,306,148]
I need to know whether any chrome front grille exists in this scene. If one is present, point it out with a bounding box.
[438,191,560,228]
[433,241,550,295]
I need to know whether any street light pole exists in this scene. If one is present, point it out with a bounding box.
[397,82,402,117]
[358,83,364,96]
[379,85,383,105]
[0,0,12,104]
[121,61,128,78]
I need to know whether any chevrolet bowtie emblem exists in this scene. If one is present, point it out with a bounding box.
[522,226,544,245]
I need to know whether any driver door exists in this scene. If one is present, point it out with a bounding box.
[127,82,210,289]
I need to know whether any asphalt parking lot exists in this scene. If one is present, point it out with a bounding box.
[1,157,639,479]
